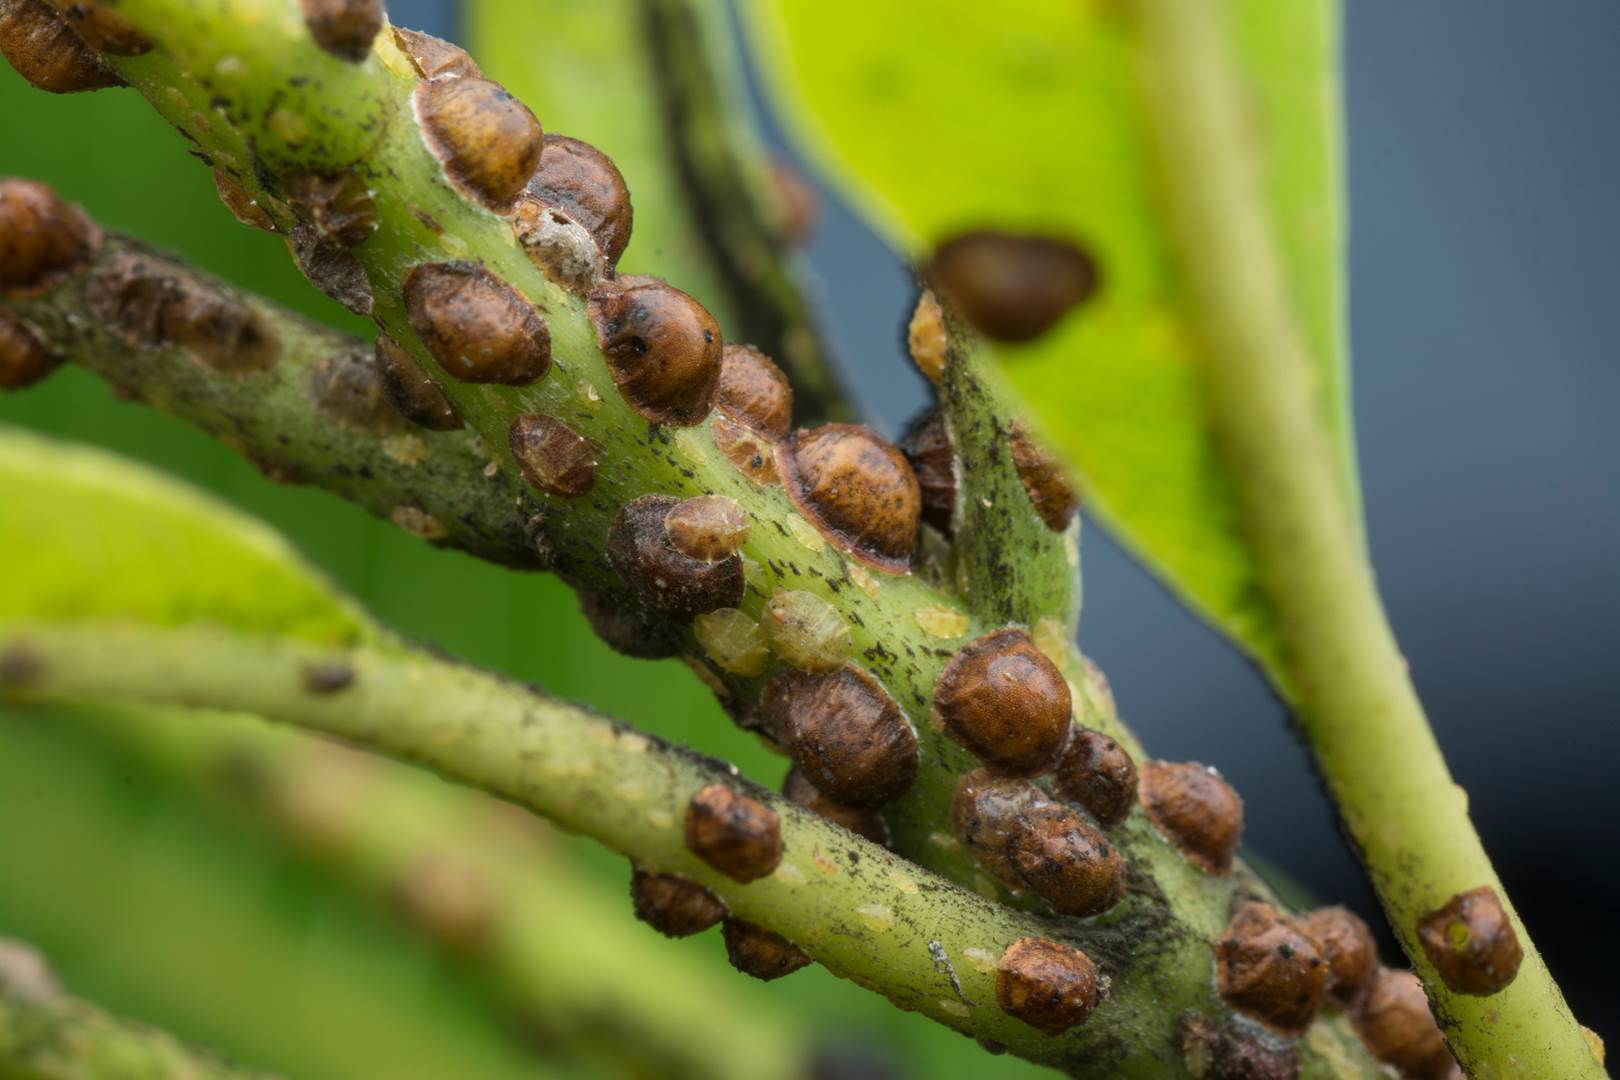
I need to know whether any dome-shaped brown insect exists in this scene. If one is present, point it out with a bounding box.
[0,308,58,390]
[761,665,918,806]
[1138,760,1243,874]
[0,0,121,93]
[1351,968,1457,1079]
[926,230,1099,344]
[782,766,889,846]
[508,412,597,497]
[1217,902,1329,1035]
[0,178,98,297]
[1054,726,1137,828]
[608,494,744,621]
[1009,421,1078,532]
[1298,905,1377,1006]
[285,169,377,248]
[308,348,408,435]
[414,76,542,211]
[900,407,956,535]
[934,627,1071,775]
[212,169,277,233]
[712,416,781,486]
[287,224,373,315]
[1009,803,1126,917]
[403,261,550,385]
[995,936,1099,1035]
[664,494,749,562]
[86,250,278,376]
[715,343,792,439]
[951,768,1048,890]
[722,919,810,981]
[374,334,460,431]
[298,0,380,61]
[391,26,481,80]
[1179,1015,1300,1080]
[685,784,782,883]
[629,868,727,938]
[524,134,633,265]
[907,289,949,384]
[780,423,921,571]
[57,0,150,54]
[577,588,681,660]
[588,275,722,426]
[1416,886,1522,997]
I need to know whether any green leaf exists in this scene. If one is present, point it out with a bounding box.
[0,426,372,645]
[744,1,1352,683]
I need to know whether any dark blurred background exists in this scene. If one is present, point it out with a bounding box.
[2,0,1615,1073]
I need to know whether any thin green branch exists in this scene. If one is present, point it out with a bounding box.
[0,617,1379,1078]
[0,939,274,1080]
[1129,1,1601,1076]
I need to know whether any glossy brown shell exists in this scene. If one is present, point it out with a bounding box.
[0,0,121,93]
[284,169,377,248]
[1298,906,1378,1005]
[629,868,727,938]
[1415,886,1523,996]
[374,334,460,431]
[298,0,381,61]
[0,178,99,297]
[1054,726,1137,828]
[414,76,543,210]
[508,412,598,497]
[926,230,1099,344]
[0,308,59,389]
[762,665,918,806]
[901,407,956,535]
[1138,760,1243,874]
[715,343,792,438]
[995,937,1098,1035]
[684,784,782,883]
[722,919,810,981]
[950,768,1048,889]
[1216,902,1329,1035]
[1008,421,1079,532]
[403,261,550,385]
[1351,968,1457,1078]
[391,26,481,79]
[588,275,722,426]
[1007,803,1126,917]
[781,766,889,846]
[934,626,1071,774]
[607,494,744,621]
[780,423,921,571]
[525,134,633,265]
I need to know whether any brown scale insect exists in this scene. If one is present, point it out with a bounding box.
[780,423,921,571]
[926,230,1099,344]
[403,262,550,385]
[685,784,782,883]
[524,134,633,265]
[0,308,59,390]
[934,626,1071,775]
[715,343,792,439]
[1351,968,1457,1079]
[761,665,918,806]
[511,200,604,294]
[285,170,377,248]
[907,288,949,383]
[373,334,460,431]
[57,0,150,55]
[308,348,408,435]
[286,223,374,315]
[0,0,121,93]
[1415,885,1522,997]
[951,768,1048,890]
[86,250,278,376]
[1009,421,1079,532]
[781,766,889,846]
[0,178,99,297]
[1180,1015,1300,1080]
[298,0,381,61]
[664,494,749,562]
[1297,905,1377,1005]
[414,76,542,211]
[1007,803,1126,917]
[1054,726,1137,828]
[629,868,727,938]
[391,26,481,80]
[608,494,744,621]
[212,169,277,233]
[301,659,356,695]
[712,416,781,486]
[1138,760,1244,874]
[508,413,597,497]
[588,274,722,427]
[577,588,681,660]
[900,407,956,535]
[995,936,1099,1035]
[1216,902,1330,1036]
[722,919,810,981]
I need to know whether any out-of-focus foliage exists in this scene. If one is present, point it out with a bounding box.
[744,1,1353,690]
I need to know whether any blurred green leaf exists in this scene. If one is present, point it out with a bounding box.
[0,427,371,644]
[744,1,1352,682]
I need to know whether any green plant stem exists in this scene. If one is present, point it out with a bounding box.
[1,617,1381,1078]
[1,233,546,571]
[1129,2,1602,1076]
[0,940,275,1080]
[66,703,808,1080]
